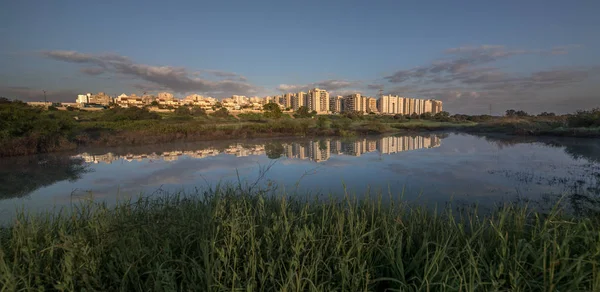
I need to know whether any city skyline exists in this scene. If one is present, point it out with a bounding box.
[60,89,444,115]
[2,1,600,114]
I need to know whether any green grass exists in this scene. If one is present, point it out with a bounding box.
[1,187,599,291]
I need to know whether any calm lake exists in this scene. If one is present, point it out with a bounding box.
[1,133,599,222]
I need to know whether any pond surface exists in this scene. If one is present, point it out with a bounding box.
[1,133,599,222]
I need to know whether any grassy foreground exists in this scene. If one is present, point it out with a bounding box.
[1,188,599,291]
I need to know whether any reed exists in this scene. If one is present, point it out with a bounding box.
[1,187,599,291]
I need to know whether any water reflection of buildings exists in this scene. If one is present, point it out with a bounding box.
[73,135,441,164]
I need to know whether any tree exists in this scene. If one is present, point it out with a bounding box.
[174,106,191,116]
[211,107,230,118]
[316,116,329,129]
[505,109,528,117]
[538,112,556,117]
[263,102,283,119]
[212,102,223,110]
[420,112,433,120]
[191,106,207,116]
[505,109,517,117]
[343,111,364,120]
[150,101,159,106]
[293,106,315,118]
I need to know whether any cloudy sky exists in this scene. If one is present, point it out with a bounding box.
[1,0,599,114]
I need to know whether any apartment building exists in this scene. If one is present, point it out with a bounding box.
[292,92,306,110]
[377,95,404,114]
[329,95,343,113]
[282,93,293,109]
[367,97,378,113]
[307,88,329,114]
[432,100,443,114]
[158,92,174,101]
[76,92,112,106]
[344,93,368,113]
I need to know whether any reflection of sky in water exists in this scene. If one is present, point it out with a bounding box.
[0,133,598,222]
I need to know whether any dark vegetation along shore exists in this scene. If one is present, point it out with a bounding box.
[1,186,599,291]
[1,97,599,157]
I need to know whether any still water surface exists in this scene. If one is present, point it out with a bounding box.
[1,133,599,222]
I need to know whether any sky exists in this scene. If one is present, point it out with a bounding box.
[1,0,599,114]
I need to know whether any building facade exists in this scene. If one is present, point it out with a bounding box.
[367,97,378,113]
[344,93,368,113]
[292,92,306,110]
[329,95,343,113]
[307,88,329,114]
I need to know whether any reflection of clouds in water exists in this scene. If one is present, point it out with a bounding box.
[87,156,261,197]
[92,177,117,185]
[321,157,354,168]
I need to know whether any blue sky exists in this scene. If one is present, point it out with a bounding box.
[1,0,599,114]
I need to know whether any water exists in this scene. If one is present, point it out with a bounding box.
[1,133,599,222]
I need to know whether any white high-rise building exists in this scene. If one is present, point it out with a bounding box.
[307,88,329,114]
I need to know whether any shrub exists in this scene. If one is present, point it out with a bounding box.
[293,106,314,118]
[191,106,207,117]
[393,114,406,121]
[316,116,329,129]
[174,106,191,116]
[506,109,529,117]
[100,107,161,122]
[343,111,364,120]
[211,107,230,118]
[263,102,282,119]
[567,108,600,127]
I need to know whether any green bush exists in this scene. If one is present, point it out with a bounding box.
[567,108,600,127]
[191,106,207,117]
[263,102,282,119]
[174,106,191,116]
[343,111,364,120]
[100,107,161,122]
[293,106,314,118]
[211,107,230,118]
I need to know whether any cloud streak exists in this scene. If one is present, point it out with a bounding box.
[276,79,360,94]
[42,50,261,97]
[384,44,599,114]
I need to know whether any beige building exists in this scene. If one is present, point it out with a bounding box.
[367,97,378,113]
[425,100,433,113]
[344,93,368,113]
[329,95,343,113]
[282,93,293,109]
[116,93,144,107]
[307,88,329,114]
[76,92,112,105]
[184,94,204,103]
[432,100,443,114]
[292,92,306,110]
[377,95,442,115]
[377,95,404,114]
[158,92,174,101]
